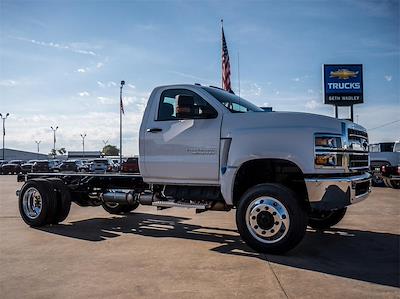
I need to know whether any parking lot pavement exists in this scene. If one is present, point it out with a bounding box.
[0,175,399,299]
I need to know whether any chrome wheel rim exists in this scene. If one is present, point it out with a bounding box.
[245,196,290,244]
[22,187,43,219]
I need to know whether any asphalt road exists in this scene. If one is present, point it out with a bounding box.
[0,175,399,298]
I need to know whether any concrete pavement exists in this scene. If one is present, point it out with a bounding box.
[0,175,399,298]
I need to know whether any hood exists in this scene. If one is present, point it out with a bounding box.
[221,111,366,137]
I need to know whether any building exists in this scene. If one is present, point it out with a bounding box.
[67,151,102,159]
[0,148,48,161]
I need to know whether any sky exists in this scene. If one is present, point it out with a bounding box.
[0,0,399,156]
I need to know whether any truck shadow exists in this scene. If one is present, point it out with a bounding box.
[38,212,399,288]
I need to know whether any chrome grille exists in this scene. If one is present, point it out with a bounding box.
[349,154,369,169]
[348,128,368,139]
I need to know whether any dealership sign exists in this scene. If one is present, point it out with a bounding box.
[323,64,363,106]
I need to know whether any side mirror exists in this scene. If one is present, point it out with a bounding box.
[175,94,195,119]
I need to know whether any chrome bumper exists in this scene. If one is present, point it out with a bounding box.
[305,172,371,210]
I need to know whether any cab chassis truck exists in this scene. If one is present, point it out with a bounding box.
[16,84,371,254]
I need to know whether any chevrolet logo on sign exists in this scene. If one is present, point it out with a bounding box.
[330,69,359,80]
[323,64,363,106]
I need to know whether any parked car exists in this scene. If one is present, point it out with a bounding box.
[21,160,40,174]
[112,159,121,171]
[1,160,24,174]
[32,160,52,173]
[121,157,140,173]
[369,141,400,188]
[57,160,89,172]
[90,158,117,173]
[0,160,8,174]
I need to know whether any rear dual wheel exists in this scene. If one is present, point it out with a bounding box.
[18,179,71,227]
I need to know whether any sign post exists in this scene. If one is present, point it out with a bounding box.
[323,64,363,121]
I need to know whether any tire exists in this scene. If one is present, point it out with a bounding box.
[18,179,57,227]
[236,183,308,254]
[308,207,347,229]
[102,201,139,215]
[46,178,72,224]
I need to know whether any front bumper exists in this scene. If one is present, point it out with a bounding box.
[305,172,371,210]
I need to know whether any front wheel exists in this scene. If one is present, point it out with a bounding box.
[308,207,347,229]
[102,201,139,214]
[236,183,308,254]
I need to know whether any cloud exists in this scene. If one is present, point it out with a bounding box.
[77,68,87,73]
[107,81,117,87]
[97,96,116,104]
[128,84,136,89]
[78,91,90,97]
[292,77,300,82]
[0,79,18,86]
[96,62,104,68]
[384,75,392,82]
[307,89,314,94]
[15,37,97,56]
[97,81,105,88]
[305,99,320,110]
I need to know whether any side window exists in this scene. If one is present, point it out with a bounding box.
[157,89,217,121]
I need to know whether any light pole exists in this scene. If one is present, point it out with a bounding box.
[50,126,58,158]
[35,140,41,159]
[80,133,87,159]
[0,113,10,161]
[120,80,125,167]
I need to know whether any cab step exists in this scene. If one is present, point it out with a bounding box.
[152,200,208,210]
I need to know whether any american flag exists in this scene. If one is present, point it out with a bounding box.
[222,26,233,93]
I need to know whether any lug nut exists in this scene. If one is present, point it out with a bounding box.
[254,225,259,229]
[273,212,277,216]
[256,208,260,212]
[270,229,275,233]
[282,215,286,219]
[274,221,279,225]
[252,216,256,220]
[261,231,266,235]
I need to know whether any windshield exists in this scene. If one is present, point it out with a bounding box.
[380,142,395,152]
[201,87,263,113]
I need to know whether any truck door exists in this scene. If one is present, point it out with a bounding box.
[142,88,222,185]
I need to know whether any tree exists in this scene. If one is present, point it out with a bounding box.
[49,148,66,157]
[102,145,119,156]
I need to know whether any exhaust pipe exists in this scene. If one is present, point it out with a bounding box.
[102,190,136,205]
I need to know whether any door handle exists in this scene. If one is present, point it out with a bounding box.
[147,128,163,133]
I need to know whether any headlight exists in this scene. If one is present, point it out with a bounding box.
[315,153,343,167]
[315,136,342,148]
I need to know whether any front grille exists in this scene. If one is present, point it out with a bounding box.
[348,128,368,139]
[349,154,369,169]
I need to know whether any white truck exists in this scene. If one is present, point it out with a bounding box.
[17,84,371,254]
[369,141,400,188]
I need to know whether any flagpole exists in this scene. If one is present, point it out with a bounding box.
[221,19,223,89]
[238,51,240,98]
[119,80,125,169]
